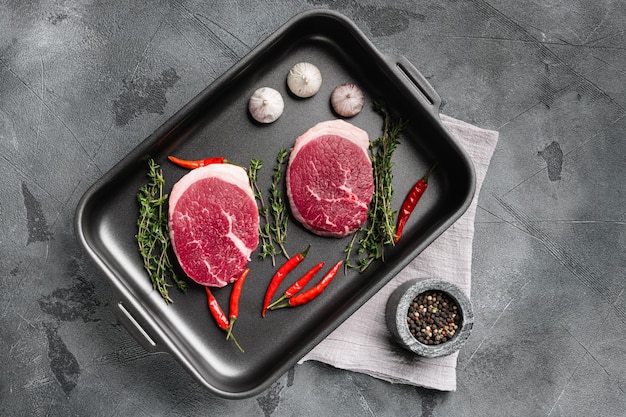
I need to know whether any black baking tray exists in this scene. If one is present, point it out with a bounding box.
[75,9,475,398]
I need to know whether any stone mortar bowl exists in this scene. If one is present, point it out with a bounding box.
[386,278,474,358]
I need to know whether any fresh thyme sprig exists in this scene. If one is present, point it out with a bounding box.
[248,158,278,265]
[269,148,290,259]
[345,101,405,272]
[136,158,187,303]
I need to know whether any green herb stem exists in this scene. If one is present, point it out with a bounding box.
[345,101,405,273]
[269,148,290,259]
[248,159,277,265]
[136,158,187,303]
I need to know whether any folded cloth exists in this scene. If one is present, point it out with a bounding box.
[299,114,499,391]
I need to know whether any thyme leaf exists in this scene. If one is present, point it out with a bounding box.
[248,158,277,265]
[345,101,405,273]
[269,148,290,259]
[136,158,187,303]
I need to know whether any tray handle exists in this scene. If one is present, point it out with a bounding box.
[391,55,442,116]
[114,300,163,353]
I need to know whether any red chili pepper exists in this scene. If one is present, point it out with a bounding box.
[394,163,437,244]
[205,287,244,352]
[266,261,325,310]
[261,245,310,317]
[272,260,343,309]
[226,268,250,340]
[168,155,226,169]
[206,287,229,330]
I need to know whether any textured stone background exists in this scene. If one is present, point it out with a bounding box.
[1,1,625,416]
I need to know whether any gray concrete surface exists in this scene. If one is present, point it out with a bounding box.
[1,1,625,416]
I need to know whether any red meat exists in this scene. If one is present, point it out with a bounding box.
[168,164,258,287]
[286,120,373,237]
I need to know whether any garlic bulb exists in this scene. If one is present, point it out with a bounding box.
[330,83,365,117]
[248,87,284,123]
[287,62,322,98]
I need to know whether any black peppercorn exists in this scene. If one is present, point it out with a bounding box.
[406,290,462,345]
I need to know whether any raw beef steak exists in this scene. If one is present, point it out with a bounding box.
[286,119,373,237]
[168,164,259,287]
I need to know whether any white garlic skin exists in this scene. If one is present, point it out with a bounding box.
[287,62,322,98]
[248,87,284,123]
[330,83,365,117]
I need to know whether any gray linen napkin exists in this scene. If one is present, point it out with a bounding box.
[299,115,499,391]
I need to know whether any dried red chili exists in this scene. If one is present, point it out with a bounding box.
[266,261,325,310]
[394,163,437,243]
[261,245,310,317]
[272,260,343,309]
[227,268,250,340]
[168,155,226,169]
[205,287,244,352]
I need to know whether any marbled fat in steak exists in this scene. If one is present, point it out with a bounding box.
[168,164,259,287]
[286,119,373,237]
